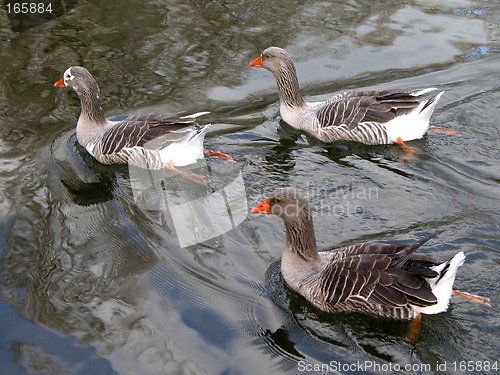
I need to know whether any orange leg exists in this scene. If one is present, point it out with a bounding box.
[164,162,211,185]
[404,312,422,343]
[204,148,234,162]
[395,137,419,161]
[428,125,459,136]
[452,290,490,306]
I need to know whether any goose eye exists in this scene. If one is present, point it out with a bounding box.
[264,54,269,59]
[274,198,281,203]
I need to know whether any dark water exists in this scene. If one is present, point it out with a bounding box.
[0,0,499,374]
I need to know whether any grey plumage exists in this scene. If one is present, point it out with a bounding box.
[55,66,208,169]
[251,47,444,144]
[252,187,464,320]
[92,114,207,169]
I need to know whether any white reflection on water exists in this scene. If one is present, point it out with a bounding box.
[129,163,248,247]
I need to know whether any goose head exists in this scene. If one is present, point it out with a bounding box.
[251,187,312,223]
[54,66,100,97]
[249,46,294,74]
[54,66,106,126]
[249,47,304,108]
[252,187,318,260]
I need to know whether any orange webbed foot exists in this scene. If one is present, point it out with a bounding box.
[452,290,490,306]
[395,137,419,162]
[429,125,459,136]
[164,162,212,185]
[204,148,235,162]
[404,312,422,343]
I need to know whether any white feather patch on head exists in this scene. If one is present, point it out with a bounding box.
[64,67,75,85]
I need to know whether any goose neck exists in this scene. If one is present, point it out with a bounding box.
[284,214,319,261]
[273,63,305,108]
[77,85,106,127]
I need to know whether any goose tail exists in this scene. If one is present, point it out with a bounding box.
[183,111,210,119]
[417,251,465,315]
[386,90,445,142]
[417,91,445,124]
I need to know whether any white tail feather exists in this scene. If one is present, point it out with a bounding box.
[418,91,445,124]
[417,251,466,315]
[412,87,437,96]
[385,90,445,142]
[159,124,210,166]
[184,111,210,119]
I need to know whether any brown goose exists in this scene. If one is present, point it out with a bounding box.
[249,47,453,149]
[251,187,474,320]
[54,66,233,184]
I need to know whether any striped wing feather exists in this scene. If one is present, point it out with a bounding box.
[314,90,420,130]
[319,234,442,309]
[99,114,199,155]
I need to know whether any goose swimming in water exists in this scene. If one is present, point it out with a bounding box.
[54,66,233,184]
[250,47,456,153]
[251,187,488,320]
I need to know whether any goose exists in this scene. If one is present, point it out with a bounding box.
[249,47,455,152]
[54,66,233,184]
[251,187,488,320]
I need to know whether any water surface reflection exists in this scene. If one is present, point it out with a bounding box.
[0,0,498,373]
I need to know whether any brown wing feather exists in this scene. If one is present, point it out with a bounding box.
[319,232,443,310]
[314,89,421,130]
[372,284,408,307]
[99,114,199,155]
[321,253,391,305]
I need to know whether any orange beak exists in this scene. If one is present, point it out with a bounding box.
[54,78,65,87]
[251,198,270,214]
[249,55,263,67]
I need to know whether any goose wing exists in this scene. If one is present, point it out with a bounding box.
[99,114,200,155]
[313,89,421,130]
[318,233,443,309]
